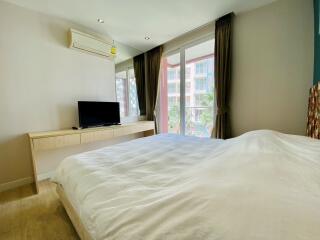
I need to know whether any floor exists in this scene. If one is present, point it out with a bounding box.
[0,181,79,240]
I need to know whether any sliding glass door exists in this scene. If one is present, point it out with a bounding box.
[160,52,181,134]
[160,38,214,137]
[185,40,214,137]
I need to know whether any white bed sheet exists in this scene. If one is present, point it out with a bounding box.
[54,131,320,240]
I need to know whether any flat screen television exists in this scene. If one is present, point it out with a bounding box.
[78,101,120,128]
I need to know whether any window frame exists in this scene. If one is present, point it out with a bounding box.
[162,35,215,137]
[115,71,128,117]
[115,67,139,118]
[127,68,139,116]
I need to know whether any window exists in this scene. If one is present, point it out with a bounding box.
[194,109,203,122]
[186,81,191,94]
[195,77,206,91]
[161,53,181,134]
[116,71,127,117]
[168,97,176,105]
[186,96,191,107]
[168,69,175,81]
[116,68,139,117]
[160,39,214,137]
[195,62,207,75]
[128,69,139,116]
[168,83,176,94]
[194,94,204,106]
[186,67,191,79]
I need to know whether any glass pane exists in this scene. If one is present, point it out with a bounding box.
[115,71,127,117]
[160,52,180,134]
[167,53,180,134]
[185,39,214,137]
[128,68,139,116]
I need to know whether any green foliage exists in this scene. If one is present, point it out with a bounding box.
[168,89,214,136]
[199,90,214,129]
[168,105,180,133]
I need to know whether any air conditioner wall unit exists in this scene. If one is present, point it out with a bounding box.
[68,28,114,58]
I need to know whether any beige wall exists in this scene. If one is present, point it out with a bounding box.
[0,1,139,188]
[231,0,314,136]
[114,42,142,64]
[116,58,134,73]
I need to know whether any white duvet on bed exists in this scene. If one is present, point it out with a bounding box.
[54,130,320,240]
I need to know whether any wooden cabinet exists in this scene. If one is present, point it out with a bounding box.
[80,129,113,144]
[33,134,81,151]
[113,122,155,137]
[28,121,155,193]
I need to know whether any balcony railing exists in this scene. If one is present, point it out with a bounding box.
[167,106,214,137]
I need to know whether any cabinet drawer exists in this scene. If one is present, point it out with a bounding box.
[32,134,80,151]
[113,126,135,137]
[141,122,155,130]
[137,122,154,132]
[113,124,154,137]
[81,129,114,144]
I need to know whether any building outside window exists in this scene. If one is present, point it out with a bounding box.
[186,81,191,94]
[186,67,191,79]
[195,61,207,75]
[195,77,207,91]
[168,97,176,105]
[186,96,191,107]
[168,69,176,81]
[168,83,176,94]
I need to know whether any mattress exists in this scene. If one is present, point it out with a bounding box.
[53,131,320,240]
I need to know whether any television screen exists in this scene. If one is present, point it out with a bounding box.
[78,101,120,128]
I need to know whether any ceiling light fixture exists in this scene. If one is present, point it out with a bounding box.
[97,18,104,23]
[144,36,150,40]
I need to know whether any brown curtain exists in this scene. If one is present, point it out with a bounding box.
[146,46,163,121]
[133,54,146,116]
[212,13,234,139]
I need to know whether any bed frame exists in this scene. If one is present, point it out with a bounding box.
[57,83,320,240]
[56,184,93,240]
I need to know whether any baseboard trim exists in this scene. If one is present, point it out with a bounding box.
[0,171,55,193]
[0,177,33,193]
[38,171,55,181]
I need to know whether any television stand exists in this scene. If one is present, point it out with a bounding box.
[28,121,155,193]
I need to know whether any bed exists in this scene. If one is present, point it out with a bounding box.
[53,130,320,240]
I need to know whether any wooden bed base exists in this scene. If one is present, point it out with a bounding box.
[56,184,93,240]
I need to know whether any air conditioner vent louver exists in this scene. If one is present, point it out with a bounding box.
[68,28,114,59]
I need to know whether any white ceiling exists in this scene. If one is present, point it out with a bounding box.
[4,0,275,53]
